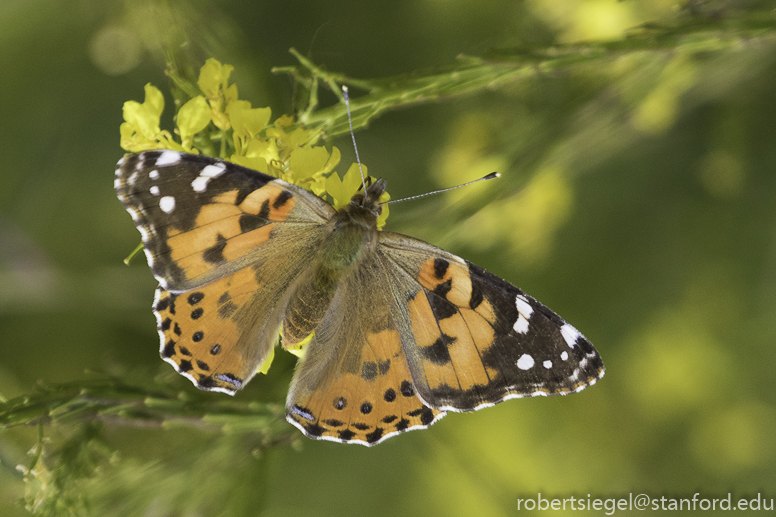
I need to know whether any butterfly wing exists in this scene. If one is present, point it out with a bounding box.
[286,229,603,446]
[379,232,604,411]
[286,258,446,446]
[115,151,335,393]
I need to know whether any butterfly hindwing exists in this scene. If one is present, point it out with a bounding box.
[155,281,255,393]
[286,258,445,445]
[153,262,293,394]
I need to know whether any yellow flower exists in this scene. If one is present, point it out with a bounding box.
[325,163,390,229]
[197,58,237,131]
[176,96,211,151]
[120,84,184,152]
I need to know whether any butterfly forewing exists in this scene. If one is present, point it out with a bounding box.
[378,233,604,411]
[115,151,334,290]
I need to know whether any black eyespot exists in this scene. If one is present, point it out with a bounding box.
[334,397,347,410]
[400,380,414,397]
[187,292,204,305]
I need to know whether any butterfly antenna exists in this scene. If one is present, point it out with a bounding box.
[342,86,368,198]
[384,172,500,205]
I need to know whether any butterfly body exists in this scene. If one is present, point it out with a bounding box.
[282,180,385,345]
[115,150,603,446]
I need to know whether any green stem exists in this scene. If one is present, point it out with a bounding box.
[0,379,292,441]
[273,11,776,137]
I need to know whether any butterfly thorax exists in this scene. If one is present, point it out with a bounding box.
[313,179,385,290]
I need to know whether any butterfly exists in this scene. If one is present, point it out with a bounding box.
[115,150,604,446]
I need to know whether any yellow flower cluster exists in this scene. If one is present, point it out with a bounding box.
[119,58,388,225]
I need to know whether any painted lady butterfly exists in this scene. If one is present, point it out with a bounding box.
[115,150,604,446]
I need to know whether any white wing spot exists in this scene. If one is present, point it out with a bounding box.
[561,323,581,348]
[191,177,208,192]
[202,163,227,176]
[150,186,160,196]
[155,151,182,167]
[543,360,552,369]
[159,196,176,213]
[515,294,534,318]
[513,315,529,334]
[128,171,139,185]
[191,163,227,192]
[516,354,534,370]
[113,178,121,190]
[513,294,534,335]
[149,170,160,180]
[561,351,569,361]
[117,156,126,166]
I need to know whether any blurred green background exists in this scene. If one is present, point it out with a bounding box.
[2,0,776,516]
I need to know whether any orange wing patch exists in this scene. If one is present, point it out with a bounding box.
[287,326,445,445]
[239,184,296,221]
[417,257,498,326]
[162,184,294,285]
[408,293,460,390]
[155,266,268,394]
[418,256,472,306]
[406,257,509,408]
[438,311,496,387]
[408,292,497,393]
[458,308,499,380]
